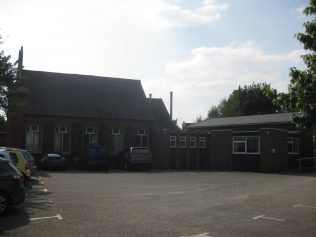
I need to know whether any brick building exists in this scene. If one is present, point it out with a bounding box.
[161,113,314,172]
[7,69,175,165]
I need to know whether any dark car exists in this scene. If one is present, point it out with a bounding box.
[80,145,109,170]
[41,153,67,170]
[0,158,25,214]
[120,147,152,170]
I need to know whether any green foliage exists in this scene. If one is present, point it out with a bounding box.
[207,105,222,118]
[0,36,28,116]
[195,115,203,123]
[288,0,316,129]
[208,83,280,119]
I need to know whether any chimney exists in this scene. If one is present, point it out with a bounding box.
[17,46,23,75]
[149,93,152,108]
[170,91,173,121]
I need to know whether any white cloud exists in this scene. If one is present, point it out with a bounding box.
[296,4,306,15]
[158,0,229,28]
[145,42,304,123]
[0,0,303,125]
[0,0,228,76]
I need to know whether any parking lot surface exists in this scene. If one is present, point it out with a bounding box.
[1,171,316,237]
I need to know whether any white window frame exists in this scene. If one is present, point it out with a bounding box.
[135,129,149,147]
[199,137,206,148]
[54,126,71,153]
[233,136,260,154]
[82,127,97,149]
[189,137,196,148]
[180,136,186,149]
[288,137,299,154]
[25,124,43,153]
[111,128,122,135]
[169,136,176,148]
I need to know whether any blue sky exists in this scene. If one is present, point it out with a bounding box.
[0,0,308,124]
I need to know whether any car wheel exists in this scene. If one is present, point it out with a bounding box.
[0,192,9,215]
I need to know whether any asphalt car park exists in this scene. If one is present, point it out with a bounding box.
[0,170,315,237]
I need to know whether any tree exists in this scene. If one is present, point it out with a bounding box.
[287,0,316,155]
[0,36,28,117]
[0,35,16,115]
[207,105,222,118]
[207,83,280,119]
[195,115,203,123]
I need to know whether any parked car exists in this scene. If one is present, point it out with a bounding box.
[41,153,67,170]
[20,150,37,176]
[0,151,24,179]
[0,158,25,214]
[1,148,31,180]
[119,147,152,170]
[80,145,109,170]
[0,151,17,166]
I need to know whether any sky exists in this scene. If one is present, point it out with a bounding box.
[0,0,309,124]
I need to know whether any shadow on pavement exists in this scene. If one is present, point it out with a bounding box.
[0,175,53,235]
[0,207,30,235]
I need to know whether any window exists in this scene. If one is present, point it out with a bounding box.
[180,136,186,148]
[9,152,18,164]
[82,127,97,149]
[135,129,148,147]
[199,137,206,148]
[111,128,122,135]
[170,136,176,148]
[288,137,299,154]
[109,128,124,154]
[190,137,196,148]
[25,124,43,153]
[0,162,13,174]
[233,136,260,154]
[54,126,71,153]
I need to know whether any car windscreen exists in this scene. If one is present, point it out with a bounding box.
[132,148,151,155]
[0,161,15,174]
[8,152,19,164]
[8,161,20,173]
[0,152,9,160]
[47,153,62,159]
[21,150,33,160]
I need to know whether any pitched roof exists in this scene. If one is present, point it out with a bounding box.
[188,113,294,129]
[149,98,178,129]
[22,70,153,120]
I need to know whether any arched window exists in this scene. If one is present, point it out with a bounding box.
[82,127,97,149]
[25,124,43,153]
[54,126,71,153]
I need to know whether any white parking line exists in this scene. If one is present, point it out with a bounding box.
[293,204,316,209]
[180,233,211,237]
[29,199,54,204]
[253,215,285,222]
[29,214,63,221]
